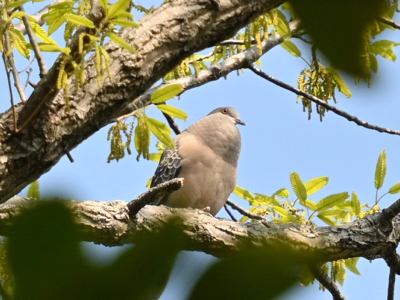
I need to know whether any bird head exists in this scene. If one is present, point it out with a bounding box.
[208,107,245,126]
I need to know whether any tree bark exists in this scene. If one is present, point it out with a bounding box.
[0,0,284,203]
[2,196,399,267]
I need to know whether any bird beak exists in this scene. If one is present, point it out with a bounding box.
[235,118,245,126]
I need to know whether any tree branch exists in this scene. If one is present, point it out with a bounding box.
[309,265,346,300]
[248,64,400,136]
[127,178,184,217]
[225,199,268,222]
[0,196,399,262]
[19,6,48,77]
[388,267,396,300]
[379,16,400,30]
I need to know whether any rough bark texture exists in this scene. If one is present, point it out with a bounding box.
[2,196,399,266]
[0,0,284,203]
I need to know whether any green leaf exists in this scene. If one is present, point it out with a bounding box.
[275,9,291,38]
[48,16,67,36]
[37,43,67,53]
[9,29,30,59]
[304,176,328,196]
[27,181,40,199]
[157,104,188,121]
[315,192,349,212]
[369,53,378,73]
[148,153,161,162]
[233,186,255,201]
[151,83,184,104]
[5,0,43,9]
[280,40,301,57]
[389,182,400,194]
[370,40,400,61]
[29,18,58,44]
[111,19,140,27]
[317,215,337,226]
[300,199,317,211]
[106,32,137,54]
[108,0,131,19]
[375,149,387,189]
[10,11,27,19]
[64,14,95,28]
[351,191,361,217]
[290,172,307,203]
[345,258,361,275]
[99,0,108,9]
[147,118,174,149]
[273,206,298,222]
[273,188,290,198]
[254,194,279,206]
[326,67,352,97]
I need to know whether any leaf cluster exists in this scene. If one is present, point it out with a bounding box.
[107,84,185,163]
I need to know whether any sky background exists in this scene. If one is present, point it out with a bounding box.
[3,0,400,299]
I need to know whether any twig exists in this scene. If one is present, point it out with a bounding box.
[225,199,268,222]
[23,68,33,91]
[309,265,346,300]
[127,178,184,216]
[66,152,74,163]
[248,64,400,136]
[120,21,300,117]
[224,204,237,221]
[3,54,18,132]
[18,57,35,74]
[388,267,396,300]
[379,16,400,30]
[162,112,181,135]
[4,30,27,102]
[19,6,48,77]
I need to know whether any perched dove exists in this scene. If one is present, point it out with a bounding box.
[151,107,245,216]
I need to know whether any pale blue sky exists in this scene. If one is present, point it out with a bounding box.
[3,1,400,299]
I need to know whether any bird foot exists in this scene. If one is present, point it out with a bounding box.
[202,206,211,214]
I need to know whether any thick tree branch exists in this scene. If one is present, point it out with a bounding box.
[0,0,285,203]
[1,196,399,262]
[248,64,400,136]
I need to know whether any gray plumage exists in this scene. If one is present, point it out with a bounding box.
[151,107,244,216]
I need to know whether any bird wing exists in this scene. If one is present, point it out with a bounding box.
[150,145,182,188]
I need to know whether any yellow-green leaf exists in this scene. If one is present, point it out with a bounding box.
[345,258,361,275]
[27,181,40,199]
[151,83,184,104]
[300,199,317,211]
[317,209,344,217]
[273,206,297,222]
[64,14,95,28]
[370,40,400,61]
[106,32,137,54]
[375,149,387,189]
[147,118,174,148]
[148,153,161,162]
[99,0,108,9]
[280,40,301,57]
[304,176,328,195]
[275,9,291,38]
[369,53,378,73]
[351,191,361,217]
[5,0,43,9]
[326,67,352,97]
[29,18,58,44]
[389,182,400,194]
[9,29,30,59]
[233,186,255,201]
[157,104,188,121]
[108,0,131,19]
[290,172,307,202]
[317,215,337,226]
[315,192,349,211]
[273,188,290,198]
[10,11,27,19]
[111,19,140,27]
[254,194,279,206]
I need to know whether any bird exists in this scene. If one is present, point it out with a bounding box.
[150,107,245,216]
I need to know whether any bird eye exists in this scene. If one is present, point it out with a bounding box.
[222,108,228,114]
